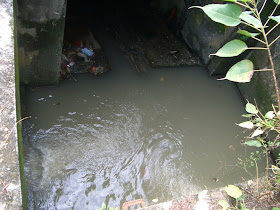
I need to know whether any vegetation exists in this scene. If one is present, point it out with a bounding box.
[191,0,280,208]
[98,202,118,210]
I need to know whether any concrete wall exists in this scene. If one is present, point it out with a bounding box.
[0,0,23,209]
[17,0,67,86]
[150,0,240,74]
[154,0,280,111]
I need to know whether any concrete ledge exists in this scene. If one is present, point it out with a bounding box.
[0,0,22,209]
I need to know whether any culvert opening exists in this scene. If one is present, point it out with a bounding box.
[21,0,267,209]
[61,0,198,77]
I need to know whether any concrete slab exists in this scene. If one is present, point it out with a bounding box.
[0,0,23,209]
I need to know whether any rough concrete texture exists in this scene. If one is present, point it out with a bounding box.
[149,0,238,71]
[17,0,67,86]
[181,0,237,67]
[149,0,187,18]
[0,0,22,209]
[237,28,280,111]
[17,0,66,22]
[235,1,280,111]
[237,26,280,159]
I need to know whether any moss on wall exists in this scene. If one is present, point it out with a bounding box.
[14,0,27,208]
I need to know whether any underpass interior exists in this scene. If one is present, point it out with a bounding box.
[62,0,198,76]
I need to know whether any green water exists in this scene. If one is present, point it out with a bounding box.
[22,12,265,209]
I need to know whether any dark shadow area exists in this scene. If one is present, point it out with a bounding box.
[62,0,199,76]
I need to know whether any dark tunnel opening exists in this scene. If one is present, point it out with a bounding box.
[61,0,198,76]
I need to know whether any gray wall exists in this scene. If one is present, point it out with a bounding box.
[0,0,22,209]
[17,0,67,86]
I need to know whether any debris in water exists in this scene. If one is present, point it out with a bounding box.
[122,199,147,210]
[160,77,165,82]
[91,66,104,76]
[229,145,235,150]
[212,178,219,182]
[60,28,111,77]
[81,48,94,57]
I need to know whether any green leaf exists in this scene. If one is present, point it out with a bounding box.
[245,140,262,147]
[245,102,258,114]
[211,39,248,57]
[225,185,242,199]
[273,0,280,5]
[102,203,106,209]
[240,11,263,28]
[270,16,280,23]
[115,208,119,210]
[237,30,260,37]
[109,208,113,210]
[236,121,254,129]
[265,111,275,119]
[190,4,242,26]
[242,114,255,117]
[237,194,247,201]
[218,200,229,210]
[219,60,254,83]
[257,137,265,143]
[240,203,249,210]
[223,0,249,1]
[251,129,264,137]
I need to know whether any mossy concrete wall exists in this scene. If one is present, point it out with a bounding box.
[178,1,280,158]
[180,1,280,108]
[17,0,67,86]
[162,0,279,112]
[150,0,240,74]
[0,0,23,209]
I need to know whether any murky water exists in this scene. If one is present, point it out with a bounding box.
[22,23,264,209]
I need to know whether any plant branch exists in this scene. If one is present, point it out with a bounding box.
[266,22,280,36]
[259,0,268,14]
[248,47,267,50]
[266,46,280,111]
[269,34,280,47]
[254,69,273,72]
[251,36,266,45]
[240,21,263,32]
[272,104,280,122]
[254,159,259,193]
[235,1,251,9]
[264,3,279,27]
[256,4,280,111]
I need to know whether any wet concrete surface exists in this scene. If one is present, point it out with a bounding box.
[0,0,22,209]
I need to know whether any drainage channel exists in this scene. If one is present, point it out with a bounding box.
[21,0,266,209]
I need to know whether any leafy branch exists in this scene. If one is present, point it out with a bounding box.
[191,0,280,208]
[190,0,280,109]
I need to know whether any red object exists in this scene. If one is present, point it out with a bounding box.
[75,41,81,47]
[92,67,96,71]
